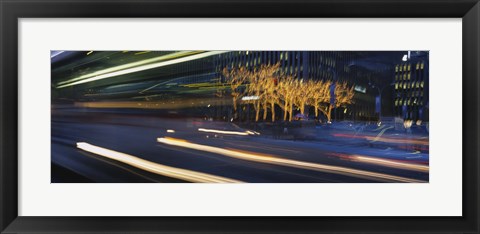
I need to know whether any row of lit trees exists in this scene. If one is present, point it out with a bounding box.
[221,63,354,122]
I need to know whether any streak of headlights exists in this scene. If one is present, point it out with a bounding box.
[157,137,426,183]
[76,142,243,183]
[352,155,429,172]
[198,128,254,136]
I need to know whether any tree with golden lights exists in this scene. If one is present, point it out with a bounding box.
[222,63,354,123]
[309,79,332,119]
[222,66,250,118]
[315,81,354,122]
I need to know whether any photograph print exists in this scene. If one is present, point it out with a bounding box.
[51,50,429,183]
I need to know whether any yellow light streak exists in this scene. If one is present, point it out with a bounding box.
[157,137,426,183]
[134,51,151,55]
[365,136,429,145]
[76,142,242,183]
[352,155,429,172]
[198,128,255,136]
[56,51,203,87]
[74,98,223,109]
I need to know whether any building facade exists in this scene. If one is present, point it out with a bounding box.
[393,55,429,122]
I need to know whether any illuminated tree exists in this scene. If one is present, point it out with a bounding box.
[293,79,316,117]
[276,76,296,121]
[316,81,354,122]
[245,69,263,122]
[258,63,280,122]
[309,79,331,119]
[222,63,353,123]
[222,67,250,118]
[332,81,355,117]
[244,63,281,122]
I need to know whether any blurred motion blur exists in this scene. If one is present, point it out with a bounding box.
[51,50,429,183]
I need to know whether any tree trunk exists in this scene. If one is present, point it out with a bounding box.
[263,100,268,121]
[270,102,275,122]
[289,101,293,122]
[318,107,328,121]
[283,102,288,121]
[232,96,238,120]
[255,101,261,122]
[232,96,237,112]
[327,105,333,122]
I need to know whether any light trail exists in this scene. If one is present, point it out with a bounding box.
[50,51,64,58]
[369,126,394,142]
[365,136,429,145]
[352,155,429,172]
[73,97,225,109]
[332,133,429,146]
[57,51,227,88]
[327,153,428,172]
[76,142,242,183]
[57,51,198,86]
[198,128,256,136]
[157,137,426,183]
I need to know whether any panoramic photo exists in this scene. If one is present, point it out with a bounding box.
[51,50,429,183]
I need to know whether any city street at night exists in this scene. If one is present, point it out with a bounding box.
[51,50,429,183]
[52,106,428,183]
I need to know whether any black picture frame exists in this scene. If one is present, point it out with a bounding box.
[1,0,479,233]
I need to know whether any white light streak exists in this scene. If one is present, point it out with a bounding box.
[198,128,255,136]
[76,142,242,183]
[241,96,260,101]
[57,51,226,88]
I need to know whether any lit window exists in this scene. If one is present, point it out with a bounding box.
[408,64,411,71]
[407,73,411,80]
[395,65,399,72]
[416,63,419,70]
[421,62,424,69]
